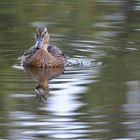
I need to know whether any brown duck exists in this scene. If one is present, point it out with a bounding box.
[21,26,67,68]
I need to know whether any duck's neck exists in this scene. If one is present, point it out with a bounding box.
[42,43,49,51]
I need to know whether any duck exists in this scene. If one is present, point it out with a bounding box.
[21,25,67,68]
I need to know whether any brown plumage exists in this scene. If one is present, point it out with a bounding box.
[21,26,66,68]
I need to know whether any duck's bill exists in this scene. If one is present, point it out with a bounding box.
[34,39,43,49]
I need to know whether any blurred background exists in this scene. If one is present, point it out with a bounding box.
[0,0,140,139]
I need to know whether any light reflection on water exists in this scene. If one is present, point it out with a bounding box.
[123,81,140,138]
[45,67,97,114]
[10,63,99,139]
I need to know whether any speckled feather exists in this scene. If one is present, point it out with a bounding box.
[21,45,66,68]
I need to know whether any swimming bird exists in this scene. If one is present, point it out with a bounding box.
[21,26,67,68]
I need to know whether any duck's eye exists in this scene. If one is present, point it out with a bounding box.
[41,31,47,37]
[44,31,47,35]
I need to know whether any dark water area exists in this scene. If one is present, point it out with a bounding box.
[0,0,140,139]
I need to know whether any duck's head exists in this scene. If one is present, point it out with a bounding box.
[34,25,49,49]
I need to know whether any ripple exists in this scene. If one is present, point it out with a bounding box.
[9,111,37,120]
[10,93,34,98]
[12,64,23,70]
[31,21,61,27]
[134,5,140,11]
[66,57,94,67]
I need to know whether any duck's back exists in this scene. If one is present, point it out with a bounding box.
[48,44,67,63]
[48,45,65,56]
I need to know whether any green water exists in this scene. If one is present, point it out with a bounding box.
[0,0,140,139]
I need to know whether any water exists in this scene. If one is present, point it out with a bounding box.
[0,0,140,139]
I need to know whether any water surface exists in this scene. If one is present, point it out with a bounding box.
[0,0,140,139]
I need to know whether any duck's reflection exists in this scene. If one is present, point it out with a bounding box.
[24,67,64,102]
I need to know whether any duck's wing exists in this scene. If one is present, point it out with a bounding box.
[20,46,38,63]
[48,45,65,56]
[24,47,37,57]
